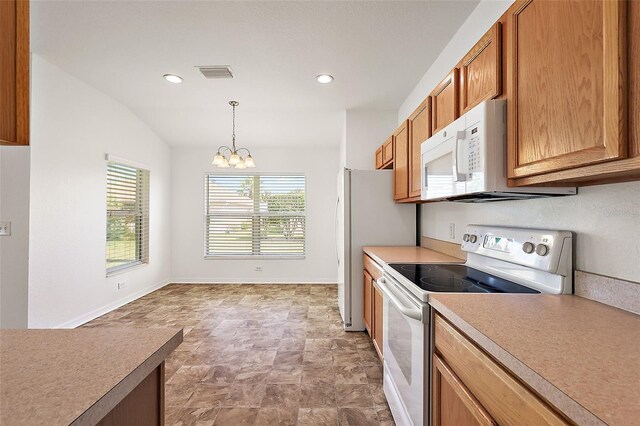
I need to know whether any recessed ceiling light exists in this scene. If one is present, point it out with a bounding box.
[316,74,334,84]
[163,74,183,84]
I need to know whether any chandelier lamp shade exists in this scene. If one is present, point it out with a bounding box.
[212,101,256,169]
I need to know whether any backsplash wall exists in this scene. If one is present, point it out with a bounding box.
[421,181,640,283]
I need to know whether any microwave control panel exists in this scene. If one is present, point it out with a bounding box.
[467,125,482,174]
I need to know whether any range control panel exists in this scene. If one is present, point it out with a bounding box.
[461,225,572,274]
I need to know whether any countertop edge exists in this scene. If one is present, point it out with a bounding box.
[428,298,605,426]
[362,250,388,268]
[70,328,183,426]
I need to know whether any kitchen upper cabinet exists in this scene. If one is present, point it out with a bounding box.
[432,355,495,426]
[393,121,409,200]
[363,270,373,336]
[459,23,502,115]
[430,70,459,134]
[375,137,394,170]
[0,0,29,146]
[408,99,431,198]
[507,0,628,180]
[433,314,569,426]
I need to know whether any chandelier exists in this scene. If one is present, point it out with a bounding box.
[212,101,256,168]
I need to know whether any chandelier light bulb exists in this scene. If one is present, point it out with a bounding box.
[229,153,241,165]
[235,159,247,169]
[219,157,230,168]
[212,152,224,165]
[244,155,256,168]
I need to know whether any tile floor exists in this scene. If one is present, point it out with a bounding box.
[83,284,395,425]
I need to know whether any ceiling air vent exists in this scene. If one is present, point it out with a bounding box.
[197,66,235,79]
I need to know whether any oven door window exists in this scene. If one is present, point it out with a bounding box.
[387,301,413,384]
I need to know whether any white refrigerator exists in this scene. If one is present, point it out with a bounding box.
[336,168,416,331]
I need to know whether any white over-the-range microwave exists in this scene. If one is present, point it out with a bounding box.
[420,100,576,202]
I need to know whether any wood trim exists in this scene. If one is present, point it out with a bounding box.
[16,0,29,146]
[509,155,640,186]
[459,22,502,114]
[603,0,627,160]
[363,254,383,281]
[434,315,569,426]
[508,0,628,179]
[420,237,466,260]
[433,354,497,426]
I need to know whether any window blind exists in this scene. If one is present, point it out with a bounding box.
[106,162,150,274]
[205,174,306,257]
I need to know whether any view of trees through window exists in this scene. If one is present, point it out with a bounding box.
[205,174,306,257]
[106,162,149,273]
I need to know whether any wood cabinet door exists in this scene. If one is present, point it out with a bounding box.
[393,120,409,200]
[508,0,627,178]
[459,23,502,115]
[382,136,394,165]
[0,0,29,146]
[372,285,383,359]
[363,270,372,335]
[432,355,496,426]
[375,147,383,169]
[408,99,431,198]
[431,69,459,134]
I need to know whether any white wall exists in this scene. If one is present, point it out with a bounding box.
[28,55,173,328]
[343,110,397,170]
[171,146,339,283]
[422,183,640,282]
[0,147,30,328]
[399,0,513,122]
[399,0,640,284]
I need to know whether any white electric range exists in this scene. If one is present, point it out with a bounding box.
[375,225,573,426]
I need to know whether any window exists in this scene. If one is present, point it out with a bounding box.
[106,161,150,275]
[205,174,305,258]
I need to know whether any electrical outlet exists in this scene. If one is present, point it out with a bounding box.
[117,282,126,290]
[449,223,456,240]
[0,222,11,236]
[255,266,262,272]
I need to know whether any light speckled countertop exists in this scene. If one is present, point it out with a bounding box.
[0,328,182,426]
[430,294,640,426]
[363,246,462,265]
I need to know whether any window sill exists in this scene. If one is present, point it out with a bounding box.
[106,261,148,277]
[204,255,306,260]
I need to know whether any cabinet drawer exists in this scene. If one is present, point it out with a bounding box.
[363,254,383,281]
[434,315,569,426]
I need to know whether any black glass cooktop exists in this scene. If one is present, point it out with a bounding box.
[388,263,540,294]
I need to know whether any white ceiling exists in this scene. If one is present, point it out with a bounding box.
[31,0,479,148]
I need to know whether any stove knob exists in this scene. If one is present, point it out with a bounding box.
[535,244,549,256]
[463,234,470,242]
[469,235,478,243]
[522,242,535,254]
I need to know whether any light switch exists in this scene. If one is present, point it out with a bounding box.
[0,222,10,236]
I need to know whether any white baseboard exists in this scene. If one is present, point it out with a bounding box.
[54,278,171,329]
[169,279,338,285]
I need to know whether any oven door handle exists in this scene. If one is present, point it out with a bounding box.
[376,277,423,322]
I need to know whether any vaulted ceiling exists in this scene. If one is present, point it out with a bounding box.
[32,0,479,147]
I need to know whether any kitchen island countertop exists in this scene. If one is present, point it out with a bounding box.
[430,293,640,426]
[0,327,182,425]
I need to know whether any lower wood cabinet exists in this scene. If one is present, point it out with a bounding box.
[433,314,568,425]
[433,354,496,426]
[363,270,373,335]
[97,363,165,426]
[372,284,383,358]
[363,254,384,360]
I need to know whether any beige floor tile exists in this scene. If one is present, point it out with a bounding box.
[297,408,339,425]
